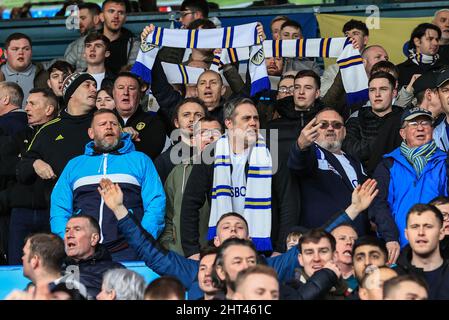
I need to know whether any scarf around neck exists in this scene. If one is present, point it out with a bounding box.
[400,140,437,176]
[409,49,439,65]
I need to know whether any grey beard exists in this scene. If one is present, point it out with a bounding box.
[94,137,120,153]
[316,140,343,153]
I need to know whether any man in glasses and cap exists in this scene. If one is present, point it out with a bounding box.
[288,107,372,243]
[370,107,448,264]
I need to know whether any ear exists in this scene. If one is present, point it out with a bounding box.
[88,127,95,140]
[224,118,233,130]
[174,118,180,129]
[213,236,221,247]
[392,88,398,99]
[363,35,369,46]
[233,292,243,300]
[341,126,347,140]
[45,105,55,117]
[358,287,368,300]
[399,128,406,141]
[298,253,304,267]
[110,289,116,300]
[215,265,226,281]
[91,233,100,246]
[2,95,10,105]
[439,226,445,241]
[220,85,226,97]
[105,50,111,58]
[413,37,421,51]
[405,227,409,242]
[99,12,105,23]
[31,255,39,269]
[47,79,52,89]
[93,15,100,26]
[314,89,320,100]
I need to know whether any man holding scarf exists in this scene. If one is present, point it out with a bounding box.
[369,107,448,264]
[397,23,445,89]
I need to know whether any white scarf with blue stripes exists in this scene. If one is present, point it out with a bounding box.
[132,22,269,96]
[209,134,273,251]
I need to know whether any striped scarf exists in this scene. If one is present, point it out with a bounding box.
[400,140,437,176]
[211,37,368,105]
[209,134,273,251]
[132,22,269,96]
[409,49,439,66]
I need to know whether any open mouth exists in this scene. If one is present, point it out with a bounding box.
[342,250,352,257]
[416,239,428,244]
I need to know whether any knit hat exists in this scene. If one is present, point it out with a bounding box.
[62,72,96,104]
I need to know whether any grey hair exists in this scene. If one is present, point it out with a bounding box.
[433,9,449,21]
[102,269,146,300]
[223,97,256,121]
[0,81,24,107]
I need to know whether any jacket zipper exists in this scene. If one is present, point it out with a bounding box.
[98,153,108,243]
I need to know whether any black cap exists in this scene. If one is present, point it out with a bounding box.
[436,68,449,88]
[400,107,433,125]
[62,72,96,104]
[412,70,437,95]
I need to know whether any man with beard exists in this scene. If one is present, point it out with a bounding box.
[50,109,165,261]
[288,108,371,238]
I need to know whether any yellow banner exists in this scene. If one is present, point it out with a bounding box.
[316,14,432,67]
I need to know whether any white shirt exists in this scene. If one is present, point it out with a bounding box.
[230,149,249,214]
[334,153,359,189]
[90,72,105,91]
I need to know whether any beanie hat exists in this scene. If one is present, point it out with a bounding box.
[62,72,96,104]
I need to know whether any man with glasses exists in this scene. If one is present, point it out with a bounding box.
[288,108,371,240]
[343,72,403,175]
[370,107,447,261]
[178,0,209,29]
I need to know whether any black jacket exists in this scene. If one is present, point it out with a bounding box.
[343,105,403,175]
[285,268,347,300]
[154,142,195,184]
[396,245,449,300]
[288,142,371,237]
[16,109,94,208]
[63,244,124,299]
[396,58,446,89]
[105,27,136,74]
[118,105,167,160]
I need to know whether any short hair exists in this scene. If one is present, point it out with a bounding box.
[84,31,111,51]
[342,19,369,36]
[78,2,102,16]
[0,82,24,107]
[430,196,449,207]
[5,32,32,48]
[434,9,449,21]
[315,107,344,122]
[102,0,127,10]
[144,276,185,300]
[48,60,75,76]
[298,229,336,252]
[98,82,114,99]
[235,265,278,291]
[172,97,207,124]
[370,60,399,79]
[329,222,358,235]
[223,97,256,121]
[91,108,118,125]
[408,23,441,50]
[188,18,216,30]
[216,212,249,233]
[277,74,295,90]
[352,236,388,261]
[212,238,259,291]
[193,114,223,135]
[360,265,397,289]
[28,88,59,117]
[415,88,438,106]
[25,233,65,273]
[102,269,146,300]
[294,69,321,88]
[180,0,209,18]
[368,71,396,90]
[68,214,101,235]
[198,70,223,86]
[115,71,143,91]
[199,246,219,260]
[280,20,302,33]
[383,274,428,299]
[270,15,289,29]
[406,203,444,228]
[361,45,385,60]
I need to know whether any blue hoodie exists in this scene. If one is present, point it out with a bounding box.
[50,133,166,251]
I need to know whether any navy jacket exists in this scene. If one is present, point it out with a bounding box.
[288,142,370,236]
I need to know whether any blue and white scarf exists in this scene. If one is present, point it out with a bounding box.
[209,134,273,251]
[400,140,437,176]
[132,22,270,96]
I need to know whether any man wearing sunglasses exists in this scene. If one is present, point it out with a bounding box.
[370,107,448,264]
[288,108,371,243]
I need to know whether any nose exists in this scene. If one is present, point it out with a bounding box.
[312,252,321,262]
[418,226,425,236]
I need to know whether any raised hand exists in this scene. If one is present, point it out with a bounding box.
[141,24,155,43]
[346,179,379,220]
[297,117,321,150]
[123,127,141,142]
[256,22,266,41]
[98,178,128,220]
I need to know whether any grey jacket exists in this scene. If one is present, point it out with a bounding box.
[64,30,140,71]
